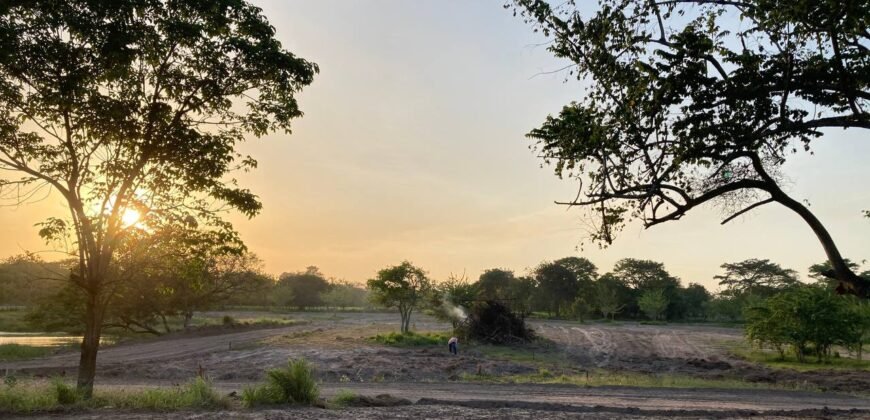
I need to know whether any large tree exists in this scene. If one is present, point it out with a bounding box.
[0,0,317,395]
[512,0,870,297]
[554,256,598,303]
[476,268,516,300]
[277,266,330,310]
[609,258,681,318]
[533,261,578,316]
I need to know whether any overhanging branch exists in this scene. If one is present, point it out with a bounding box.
[720,198,775,225]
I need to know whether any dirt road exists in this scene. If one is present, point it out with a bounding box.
[11,382,870,419]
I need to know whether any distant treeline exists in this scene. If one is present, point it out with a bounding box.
[4,254,867,329]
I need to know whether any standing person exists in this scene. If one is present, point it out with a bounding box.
[448,336,458,355]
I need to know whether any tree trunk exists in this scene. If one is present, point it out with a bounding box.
[399,307,409,333]
[183,311,193,330]
[771,191,870,298]
[77,297,102,398]
[404,308,413,333]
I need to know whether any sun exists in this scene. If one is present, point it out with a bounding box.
[121,209,141,227]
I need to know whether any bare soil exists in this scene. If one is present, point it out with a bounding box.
[533,320,870,392]
[3,311,870,418]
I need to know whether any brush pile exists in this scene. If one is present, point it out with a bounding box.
[460,300,534,344]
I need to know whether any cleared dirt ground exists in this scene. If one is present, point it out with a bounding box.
[4,311,870,418]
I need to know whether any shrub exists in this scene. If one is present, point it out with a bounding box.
[51,378,79,405]
[745,285,861,362]
[222,315,237,326]
[242,358,319,407]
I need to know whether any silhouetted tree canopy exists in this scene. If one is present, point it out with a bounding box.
[476,268,516,300]
[533,261,578,316]
[554,256,598,303]
[716,258,799,298]
[512,0,870,297]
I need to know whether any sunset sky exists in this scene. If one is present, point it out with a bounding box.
[1,0,868,291]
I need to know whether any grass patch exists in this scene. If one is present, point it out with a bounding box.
[730,345,870,372]
[330,389,357,407]
[242,358,320,407]
[0,344,55,361]
[368,331,449,347]
[460,369,820,392]
[0,377,229,413]
[472,341,563,365]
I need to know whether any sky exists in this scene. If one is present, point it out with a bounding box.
[1,0,868,291]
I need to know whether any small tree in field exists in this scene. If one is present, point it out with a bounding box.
[638,289,669,321]
[367,261,432,333]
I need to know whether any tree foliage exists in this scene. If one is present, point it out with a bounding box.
[511,0,870,297]
[29,227,268,335]
[638,289,669,321]
[554,256,598,303]
[0,255,69,306]
[476,268,515,301]
[533,261,578,317]
[276,267,330,310]
[745,285,862,362]
[595,273,627,320]
[320,281,368,310]
[610,258,681,318]
[680,283,711,319]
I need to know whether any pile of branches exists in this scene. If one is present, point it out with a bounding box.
[460,300,535,345]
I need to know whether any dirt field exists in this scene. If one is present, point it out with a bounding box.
[4,311,870,418]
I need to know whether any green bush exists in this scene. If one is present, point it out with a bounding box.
[242,358,319,407]
[368,331,448,347]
